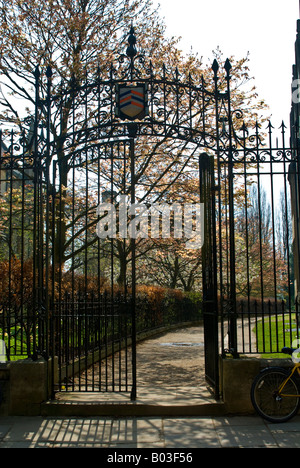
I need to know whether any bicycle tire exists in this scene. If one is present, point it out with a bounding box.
[251,367,300,423]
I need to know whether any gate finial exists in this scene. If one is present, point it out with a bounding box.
[212,59,219,75]
[224,58,232,76]
[126,24,137,59]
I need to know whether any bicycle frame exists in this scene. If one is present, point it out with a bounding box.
[278,363,300,398]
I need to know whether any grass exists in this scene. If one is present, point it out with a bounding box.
[254,314,299,358]
[1,327,33,361]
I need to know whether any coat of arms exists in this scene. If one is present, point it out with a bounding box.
[116,84,148,121]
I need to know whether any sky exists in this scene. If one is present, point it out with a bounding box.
[152,0,299,132]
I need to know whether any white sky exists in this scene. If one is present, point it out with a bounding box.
[152,0,299,130]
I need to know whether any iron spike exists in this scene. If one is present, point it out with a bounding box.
[280,120,287,131]
[149,60,153,76]
[212,59,219,75]
[224,58,232,74]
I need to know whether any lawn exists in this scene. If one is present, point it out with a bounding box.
[254,314,299,358]
[0,326,33,361]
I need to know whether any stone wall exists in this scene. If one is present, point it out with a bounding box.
[0,358,55,416]
[220,357,294,414]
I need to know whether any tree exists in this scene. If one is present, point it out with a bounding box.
[276,188,294,300]
[0,0,178,124]
[0,0,268,291]
[234,184,287,299]
[0,0,175,274]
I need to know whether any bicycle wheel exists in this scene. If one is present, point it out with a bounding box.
[251,367,300,423]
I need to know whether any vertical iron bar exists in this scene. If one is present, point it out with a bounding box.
[8,131,13,359]
[268,122,279,351]
[45,66,52,368]
[241,124,251,352]
[110,144,115,392]
[105,290,108,391]
[296,132,300,340]
[50,160,57,398]
[129,124,137,401]
[123,143,129,390]
[224,59,238,356]
[212,60,224,356]
[97,147,102,392]
[32,66,41,358]
[255,123,265,351]
[281,123,293,327]
[20,135,25,356]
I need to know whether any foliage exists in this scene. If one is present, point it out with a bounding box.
[0,256,200,311]
[0,182,35,261]
[0,258,34,307]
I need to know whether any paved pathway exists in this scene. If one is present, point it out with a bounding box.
[1,414,300,448]
[136,326,206,388]
[70,325,208,402]
[55,325,213,409]
[2,325,300,448]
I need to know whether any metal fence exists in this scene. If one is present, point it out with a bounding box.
[50,291,201,392]
[214,121,299,359]
[222,298,300,356]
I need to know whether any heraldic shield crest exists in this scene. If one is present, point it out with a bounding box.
[116,84,148,121]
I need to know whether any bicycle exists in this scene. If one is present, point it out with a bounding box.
[251,347,300,423]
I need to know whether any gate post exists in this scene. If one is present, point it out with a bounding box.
[199,152,219,399]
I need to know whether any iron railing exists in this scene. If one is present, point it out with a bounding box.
[50,291,201,392]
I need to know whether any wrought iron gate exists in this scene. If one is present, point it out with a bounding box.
[48,139,137,396]
[0,26,299,401]
[39,27,231,398]
[39,26,221,398]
